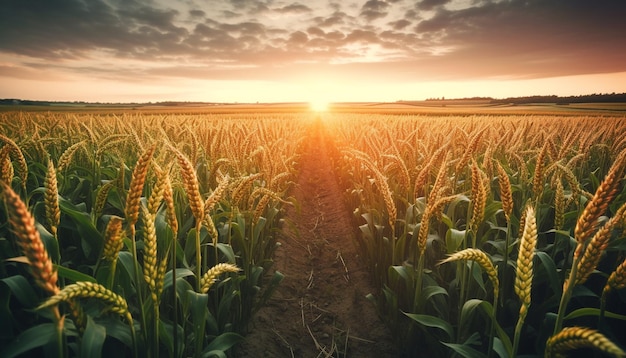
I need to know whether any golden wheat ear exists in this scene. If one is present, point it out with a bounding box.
[440,248,499,300]
[170,146,204,221]
[124,144,157,230]
[515,205,537,316]
[44,159,60,238]
[1,181,59,296]
[546,327,626,358]
[200,263,240,294]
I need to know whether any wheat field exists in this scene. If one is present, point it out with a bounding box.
[1,109,626,357]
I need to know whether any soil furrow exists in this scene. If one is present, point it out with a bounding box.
[236,119,396,357]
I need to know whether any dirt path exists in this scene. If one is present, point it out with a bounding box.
[235,119,396,357]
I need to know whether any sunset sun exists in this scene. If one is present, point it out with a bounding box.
[309,98,330,112]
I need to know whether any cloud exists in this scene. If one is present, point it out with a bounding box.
[275,3,312,14]
[412,0,626,78]
[360,0,390,21]
[416,0,450,11]
[1,0,625,87]
[388,19,411,30]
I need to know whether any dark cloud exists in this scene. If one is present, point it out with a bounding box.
[413,0,626,77]
[416,0,450,11]
[189,9,205,18]
[288,31,309,45]
[360,0,390,20]
[275,3,312,14]
[1,0,625,85]
[307,26,326,37]
[0,0,188,60]
[315,11,349,27]
[388,19,411,30]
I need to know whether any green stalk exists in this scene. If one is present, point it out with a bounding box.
[107,259,118,290]
[172,240,178,358]
[500,222,511,307]
[129,226,149,355]
[153,297,159,358]
[195,221,202,292]
[487,284,499,358]
[53,306,65,358]
[127,313,138,358]
[553,255,580,335]
[512,305,527,357]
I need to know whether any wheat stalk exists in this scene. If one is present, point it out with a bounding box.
[513,205,537,355]
[0,145,14,184]
[1,181,59,295]
[496,161,513,223]
[455,129,483,174]
[124,145,156,230]
[515,205,537,313]
[574,150,626,245]
[93,181,115,221]
[37,281,131,321]
[102,215,125,262]
[200,263,240,294]
[546,327,626,358]
[604,258,626,295]
[0,133,28,190]
[575,202,626,286]
[231,173,263,209]
[532,143,548,199]
[440,248,499,300]
[161,173,178,237]
[171,146,204,221]
[141,207,159,298]
[469,161,487,237]
[554,177,565,230]
[57,140,87,171]
[204,174,230,214]
[44,160,60,237]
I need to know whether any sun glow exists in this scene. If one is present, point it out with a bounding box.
[309,99,330,112]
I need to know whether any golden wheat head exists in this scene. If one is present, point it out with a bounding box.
[546,326,626,358]
[1,181,59,295]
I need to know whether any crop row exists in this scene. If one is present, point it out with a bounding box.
[0,112,308,357]
[329,114,626,357]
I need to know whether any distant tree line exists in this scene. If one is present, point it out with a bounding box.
[419,93,626,104]
[489,92,626,105]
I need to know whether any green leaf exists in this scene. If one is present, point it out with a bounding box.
[203,332,244,354]
[565,307,626,321]
[117,251,136,287]
[55,264,97,283]
[442,342,487,358]
[459,299,488,339]
[403,313,453,340]
[1,276,38,308]
[81,317,106,358]
[99,317,133,348]
[0,323,56,358]
[493,338,508,358]
[421,285,448,301]
[475,300,513,355]
[446,228,466,253]
[187,290,209,354]
[202,350,227,358]
[36,223,60,264]
[59,197,103,259]
[163,268,194,290]
[535,252,560,296]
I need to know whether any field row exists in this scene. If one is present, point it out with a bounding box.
[0,112,311,357]
[326,114,626,357]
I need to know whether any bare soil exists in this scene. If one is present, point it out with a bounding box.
[235,119,397,357]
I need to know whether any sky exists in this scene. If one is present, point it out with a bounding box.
[1,0,626,104]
